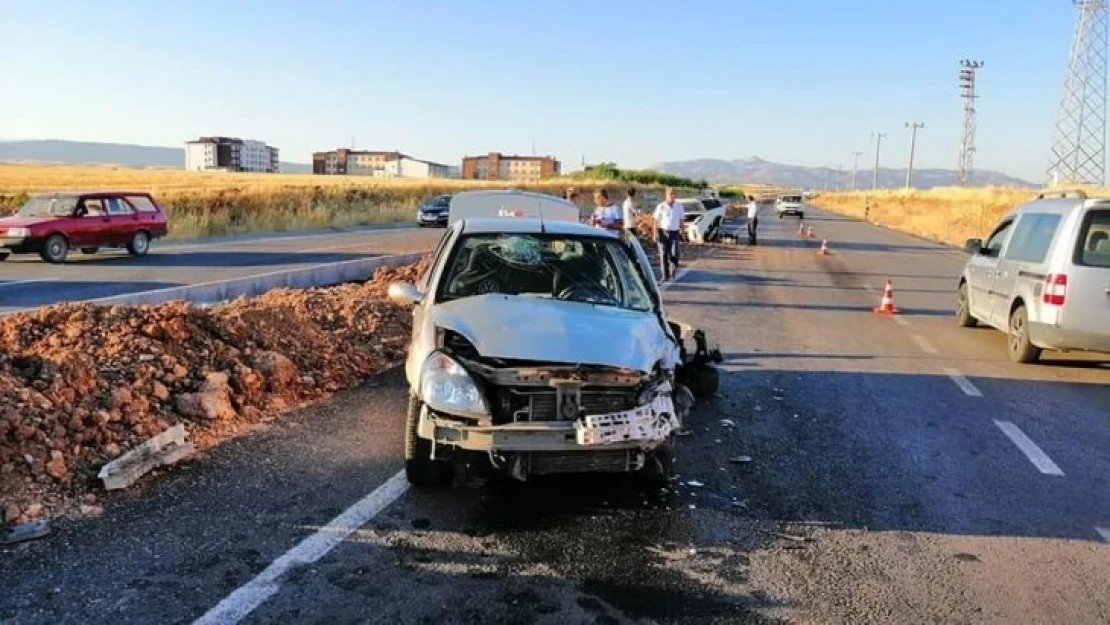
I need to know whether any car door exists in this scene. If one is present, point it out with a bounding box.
[69,198,110,247]
[104,197,140,245]
[991,213,1063,327]
[966,218,1014,325]
[1060,208,1110,337]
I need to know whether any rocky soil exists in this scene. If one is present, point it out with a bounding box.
[0,256,430,527]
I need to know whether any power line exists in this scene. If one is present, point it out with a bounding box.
[905,122,924,189]
[957,59,983,186]
[1046,1,1108,186]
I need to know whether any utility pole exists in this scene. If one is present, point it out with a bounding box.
[872,132,887,190]
[958,59,984,186]
[837,164,843,189]
[1046,1,1108,185]
[905,122,924,189]
[851,151,862,189]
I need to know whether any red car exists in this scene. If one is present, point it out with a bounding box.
[0,191,169,263]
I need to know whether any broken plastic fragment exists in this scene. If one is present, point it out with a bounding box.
[686,480,705,488]
[1,519,50,545]
[729,456,753,464]
[719,419,736,427]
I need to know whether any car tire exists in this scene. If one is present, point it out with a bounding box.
[684,364,720,400]
[80,247,100,255]
[956,282,978,328]
[404,395,446,487]
[639,433,676,485]
[1008,305,1042,364]
[40,234,68,264]
[798,212,805,220]
[0,251,8,262]
[126,231,150,257]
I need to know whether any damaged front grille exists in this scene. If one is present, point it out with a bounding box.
[504,388,637,422]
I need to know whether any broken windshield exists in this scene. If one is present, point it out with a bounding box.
[438,233,654,311]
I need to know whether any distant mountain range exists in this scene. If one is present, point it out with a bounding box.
[651,157,1036,190]
[0,140,312,173]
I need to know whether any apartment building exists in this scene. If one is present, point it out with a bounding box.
[311,149,456,179]
[185,137,279,173]
[461,153,561,181]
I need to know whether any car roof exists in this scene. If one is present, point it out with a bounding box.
[31,190,152,199]
[460,218,618,239]
[1008,197,1110,219]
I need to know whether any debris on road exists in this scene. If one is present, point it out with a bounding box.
[0,255,431,524]
[729,456,753,464]
[686,480,705,488]
[0,519,50,546]
[98,424,195,491]
[719,419,736,428]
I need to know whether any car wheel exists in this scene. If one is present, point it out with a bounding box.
[1008,305,1042,364]
[684,364,720,400]
[639,433,676,485]
[798,212,805,220]
[126,231,150,257]
[956,282,978,328]
[0,251,8,262]
[40,234,69,264]
[404,395,446,487]
[80,247,100,255]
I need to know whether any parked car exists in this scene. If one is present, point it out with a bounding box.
[680,197,726,243]
[775,194,805,219]
[416,194,452,227]
[388,190,719,487]
[0,191,169,264]
[957,189,1110,363]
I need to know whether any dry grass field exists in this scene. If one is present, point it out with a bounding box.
[810,186,1103,246]
[0,163,672,239]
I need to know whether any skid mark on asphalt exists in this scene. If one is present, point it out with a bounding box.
[992,420,1065,476]
[910,333,939,355]
[192,471,410,625]
[943,369,983,397]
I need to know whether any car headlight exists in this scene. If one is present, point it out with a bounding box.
[7,228,30,237]
[420,351,488,416]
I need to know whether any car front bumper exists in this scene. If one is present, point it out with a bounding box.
[418,212,448,225]
[0,237,42,253]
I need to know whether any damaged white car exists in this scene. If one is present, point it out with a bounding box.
[388,190,720,487]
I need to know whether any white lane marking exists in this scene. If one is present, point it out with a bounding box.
[893,315,910,327]
[660,259,703,291]
[0,278,52,289]
[192,470,410,625]
[910,333,939,355]
[993,420,1065,476]
[1096,527,1110,544]
[943,368,983,397]
[863,284,878,293]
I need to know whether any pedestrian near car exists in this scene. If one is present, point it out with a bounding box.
[653,188,684,281]
[622,188,639,235]
[590,189,623,231]
[746,195,761,245]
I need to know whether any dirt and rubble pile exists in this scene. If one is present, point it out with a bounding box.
[0,255,430,525]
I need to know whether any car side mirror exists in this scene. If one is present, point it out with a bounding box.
[963,238,983,255]
[388,282,423,306]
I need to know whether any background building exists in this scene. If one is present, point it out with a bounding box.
[185,137,279,173]
[461,152,560,181]
[312,149,456,178]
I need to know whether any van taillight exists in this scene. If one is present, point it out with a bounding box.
[1043,273,1068,306]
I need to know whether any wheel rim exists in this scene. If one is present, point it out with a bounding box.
[957,288,967,318]
[49,240,63,258]
[134,233,148,252]
[1010,313,1024,353]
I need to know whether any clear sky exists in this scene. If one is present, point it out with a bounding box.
[0,0,1082,182]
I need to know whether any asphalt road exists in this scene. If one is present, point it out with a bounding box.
[0,224,445,314]
[1,208,1108,624]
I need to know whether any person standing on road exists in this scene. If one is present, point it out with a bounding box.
[622,188,639,235]
[589,189,623,231]
[653,188,684,281]
[746,195,761,246]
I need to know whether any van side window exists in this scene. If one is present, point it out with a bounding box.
[983,220,1014,257]
[1075,209,1110,268]
[1004,213,1062,263]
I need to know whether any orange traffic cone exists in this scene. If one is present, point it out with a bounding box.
[797,222,805,236]
[805,225,814,239]
[873,280,899,315]
[818,239,830,255]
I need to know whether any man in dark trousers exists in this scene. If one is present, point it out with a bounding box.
[653,188,684,281]
[746,195,761,245]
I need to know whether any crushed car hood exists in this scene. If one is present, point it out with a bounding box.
[432,294,673,372]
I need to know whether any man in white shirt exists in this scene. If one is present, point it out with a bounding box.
[622,188,639,234]
[590,189,623,231]
[746,195,761,245]
[653,188,684,281]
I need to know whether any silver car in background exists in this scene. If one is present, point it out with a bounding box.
[957,189,1110,363]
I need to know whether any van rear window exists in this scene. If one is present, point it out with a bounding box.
[1076,209,1110,268]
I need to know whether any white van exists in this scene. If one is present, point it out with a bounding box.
[956,189,1110,363]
